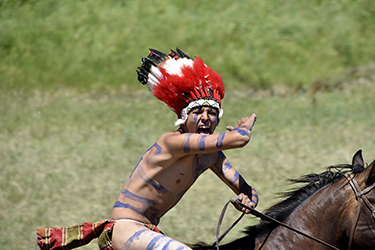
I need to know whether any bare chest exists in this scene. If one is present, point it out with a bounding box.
[159,153,217,192]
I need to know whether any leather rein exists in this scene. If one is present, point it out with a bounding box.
[345,174,375,250]
[216,175,375,250]
[216,200,340,250]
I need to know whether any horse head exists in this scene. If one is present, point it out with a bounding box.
[345,150,375,250]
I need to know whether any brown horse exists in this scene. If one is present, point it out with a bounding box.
[192,150,375,250]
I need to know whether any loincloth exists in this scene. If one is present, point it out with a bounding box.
[34,219,161,250]
[98,219,162,250]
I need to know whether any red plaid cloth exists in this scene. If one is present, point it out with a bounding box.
[35,220,115,250]
[34,220,162,250]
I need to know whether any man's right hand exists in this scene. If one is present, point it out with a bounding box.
[226,113,257,135]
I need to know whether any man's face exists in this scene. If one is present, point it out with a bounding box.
[185,106,219,134]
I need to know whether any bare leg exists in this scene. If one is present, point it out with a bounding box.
[112,220,192,250]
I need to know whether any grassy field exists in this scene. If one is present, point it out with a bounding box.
[1,79,375,249]
[1,0,375,91]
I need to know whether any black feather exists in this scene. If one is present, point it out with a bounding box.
[141,57,155,71]
[169,49,178,58]
[176,47,191,59]
[136,69,148,85]
[148,49,168,65]
[138,66,150,76]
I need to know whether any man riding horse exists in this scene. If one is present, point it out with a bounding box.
[35,48,259,250]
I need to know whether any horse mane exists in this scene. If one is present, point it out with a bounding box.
[245,163,365,237]
[190,162,366,249]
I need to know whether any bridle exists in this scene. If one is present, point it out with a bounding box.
[216,175,375,250]
[345,174,375,250]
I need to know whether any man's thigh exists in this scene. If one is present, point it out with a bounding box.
[112,221,191,250]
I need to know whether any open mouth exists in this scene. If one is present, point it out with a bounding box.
[198,125,210,135]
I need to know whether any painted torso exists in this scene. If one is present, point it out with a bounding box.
[110,132,220,225]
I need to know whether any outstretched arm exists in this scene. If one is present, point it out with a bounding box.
[163,114,257,157]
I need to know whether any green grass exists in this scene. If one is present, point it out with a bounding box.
[1,81,375,249]
[1,0,375,91]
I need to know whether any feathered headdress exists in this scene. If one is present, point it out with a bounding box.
[137,48,225,126]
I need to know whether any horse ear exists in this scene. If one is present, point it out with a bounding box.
[352,150,364,168]
[365,159,375,186]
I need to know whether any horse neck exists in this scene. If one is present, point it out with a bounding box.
[256,178,351,250]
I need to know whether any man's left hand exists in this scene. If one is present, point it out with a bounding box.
[231,188,259,214]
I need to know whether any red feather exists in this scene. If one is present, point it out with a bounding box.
[138,49,225,117]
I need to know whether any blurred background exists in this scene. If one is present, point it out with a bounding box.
[1,1,375,249]
[2,0,374,92]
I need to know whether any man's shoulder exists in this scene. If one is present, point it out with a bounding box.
[155,131,183,147]
[158,130,182,140]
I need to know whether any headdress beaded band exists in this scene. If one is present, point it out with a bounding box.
[137,48,225,126]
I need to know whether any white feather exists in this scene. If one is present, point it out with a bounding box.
[148,73,159,85]
[163,57,194,76]
[150,65,162,79]
[147,76,159,90]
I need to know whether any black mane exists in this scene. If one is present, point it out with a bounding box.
[245,163,365,237]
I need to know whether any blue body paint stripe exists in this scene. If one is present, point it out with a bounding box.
[123,229,149,249]
[198,135,207,151]
[113,201,159,222]
[194,113,198,121]
[129,157,143,178]
[223,161,233,174]
[148,143,162,163]
[229,171,240,185]
[176,246,188,250]
[161,238,175,250]
[129,144,155,178]
[139,169,170,194]
[251,193,259,203]
[146,235,165,250]
[183,134,192,153]
[233,128,249,136]
[154,143,162,155]
[121,189,156,205]
[216,133,225,148]
[113,201,141,212]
